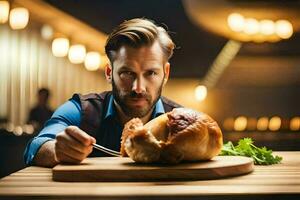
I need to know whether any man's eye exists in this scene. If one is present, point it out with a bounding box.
[146,71,157,76]
[120,71,135,77]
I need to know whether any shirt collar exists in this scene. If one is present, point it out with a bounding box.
[151,98,165,118]
[104,95,165,120]
[104,94,116,119]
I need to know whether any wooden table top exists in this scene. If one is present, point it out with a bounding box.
[0,151,299,200]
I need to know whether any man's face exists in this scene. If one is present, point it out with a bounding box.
[109,41,169,118]
[38,92,48,105]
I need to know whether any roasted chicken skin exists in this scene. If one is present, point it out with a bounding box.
[121,108,223,164]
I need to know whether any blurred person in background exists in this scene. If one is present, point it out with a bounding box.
[28,88,53,132]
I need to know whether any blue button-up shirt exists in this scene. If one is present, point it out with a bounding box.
[24,94,165,165]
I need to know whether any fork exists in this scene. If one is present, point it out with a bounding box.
[92,143,121,157]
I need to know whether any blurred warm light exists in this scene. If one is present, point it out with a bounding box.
[52,38,69,57]
[13,126,23,136]
[194,85,207,102]
[247,117,257,131]
[290,117,300,131]
[41,24,53,40]
[22,124,34,134]
[257,117,269,131]
[68,44,86,64]
[84,52,101,71]
[227,13,245,32]
[223,117,234,131]
[243,18,259,35]
[234,116,247,131]
[6,122,14,132]
[275,20,293,39]
[260,20,275,35]
[269,116,281,131]
[227,13,293,42]
[9,7,29,30]
[267,35,281,43]
[251,35,265,43]
[0,1,9,23]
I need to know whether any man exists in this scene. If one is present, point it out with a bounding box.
[24,18,181,167]
[28,88,53,132]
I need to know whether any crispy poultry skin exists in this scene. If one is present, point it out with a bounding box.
[121,108,223,164]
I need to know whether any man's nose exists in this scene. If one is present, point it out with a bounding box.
[132,77,146,94]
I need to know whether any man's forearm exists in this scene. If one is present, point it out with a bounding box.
[33,140,58,168]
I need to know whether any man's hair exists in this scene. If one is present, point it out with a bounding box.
[105,18,175,63]
[38,88,50,99]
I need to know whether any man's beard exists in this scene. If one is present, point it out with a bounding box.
[112,78,164,118]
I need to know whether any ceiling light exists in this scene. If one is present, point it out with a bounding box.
[9,7,29,30]
[0,1,9,23]
[68,44,86,64]
[227,13,245,32]
[41,24,53,40]
[259,20,275,35]
[52,38,69,57]
[275,20,293,39]
[243,18,259,35]
[290,117,300,131]
[194,85,207,102]
[84,52,101,71]
[257,117,269,131]
[234,116,247,131]
[269,116,281,131]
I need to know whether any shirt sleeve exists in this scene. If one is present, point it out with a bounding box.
[23,99,82,165]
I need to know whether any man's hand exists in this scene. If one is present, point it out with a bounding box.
[33,126,96,167]
[54,126,96,164]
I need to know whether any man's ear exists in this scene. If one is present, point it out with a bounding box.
[163,62,170,85]
[105,64,112,84]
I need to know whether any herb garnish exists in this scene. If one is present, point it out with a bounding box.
[219,138,282,165]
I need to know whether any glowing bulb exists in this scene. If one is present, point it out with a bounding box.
[22,124,34,134]
[290,117,300,131]
[257,117,269,131]
[275,20,293,39]
[227,13,245,32]
[6,122,14,132]
[260,20,275,35]
[234,116,247,131]
[244,18,259,35]
[13,126,23,136]
[0,1,9,23]
[9,7,29,30]
[84,52,101,71]
[68,44,86,64]
[52,38,69,57]
[269,116,281,131]
[41,24,53,40]
[194,85,207,102]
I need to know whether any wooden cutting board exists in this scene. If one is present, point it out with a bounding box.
[52,156,254,182]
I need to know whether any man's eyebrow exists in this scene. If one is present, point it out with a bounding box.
[118,66,162,71]
[146,67,161,71]
[145,65,163,70]
[118,66,132,71]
